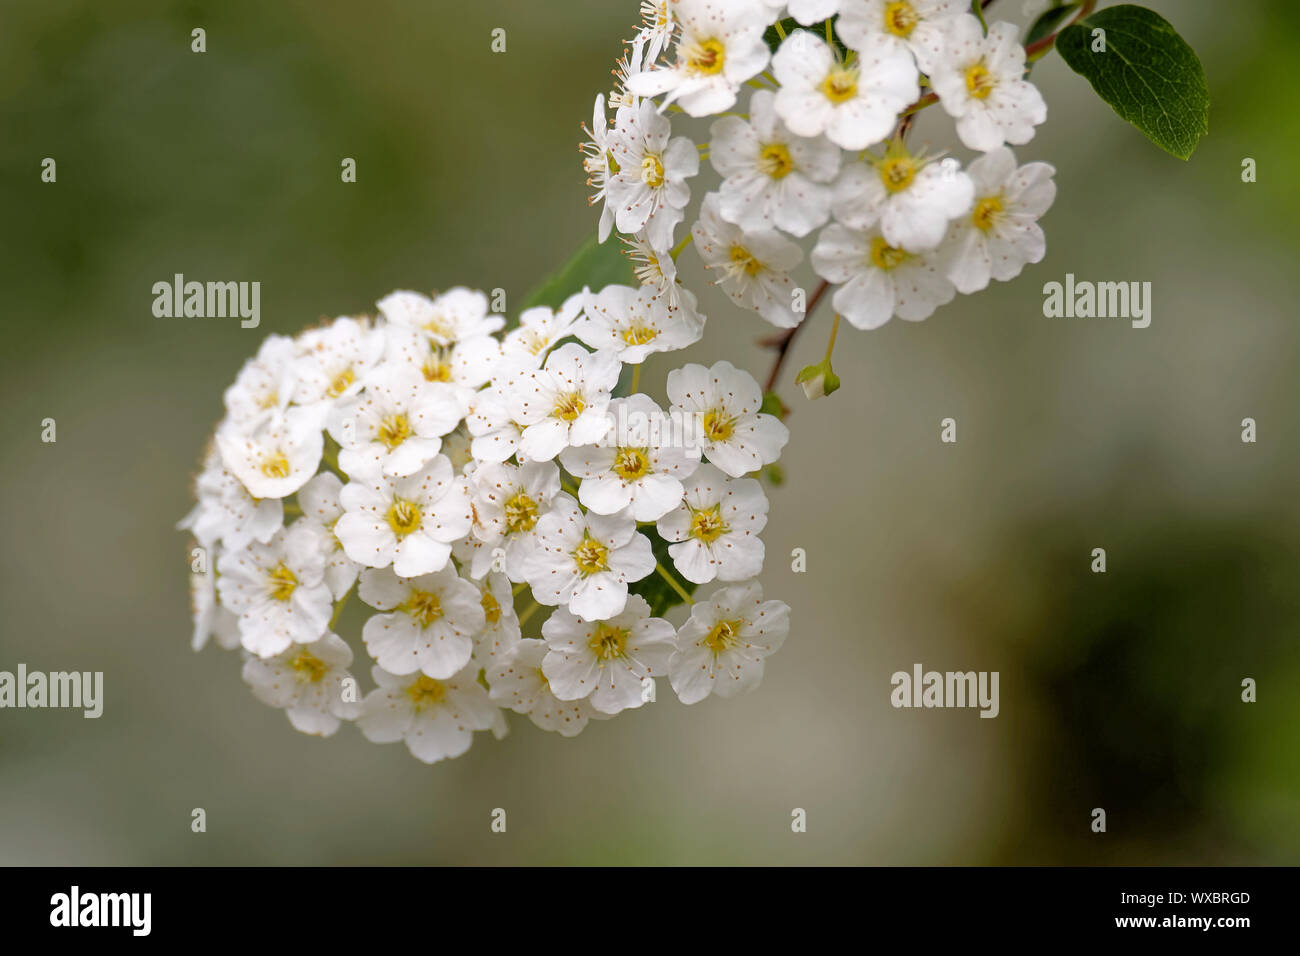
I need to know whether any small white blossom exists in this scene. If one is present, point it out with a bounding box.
[358,663,499,764]
[377,288,504,346]
[559,394,700,521]
[179,449,283,550]
[222,334,298,429]
[471,572,521,670]
[657,464,768,584]
[498,292,584,373]
[931,17,1047,151]
[836,0,967,74]
[772,30,918,151]
[468,459,563,578]
[487,638,599,736]
[335,456,473,578]
[293,317,385,406]
[812,222,955,328]
[576,283,702,363]
[666,360,790,477]
[358,565,485,679]
[522,494,655,620]
[607,99,699,251]
[832,146,974,252]
[296,472,360,600]
[465,386,524,464]
[242,632,362,736]
[500,344,620,462]
[215,405,325,501]
[940,146,1056,293]
[216,524,333,658]
[540,596,675,715]
[669,581,790,704]
[709,89,842,237]
[692,193,804,328]
[625,0,771,117]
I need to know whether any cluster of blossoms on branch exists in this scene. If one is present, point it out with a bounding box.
[583,0,1058,337]
[180,286,791,763]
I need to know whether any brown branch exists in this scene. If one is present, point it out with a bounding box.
[762,280,830,393]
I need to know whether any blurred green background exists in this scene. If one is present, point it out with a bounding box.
[1,0,1297,865]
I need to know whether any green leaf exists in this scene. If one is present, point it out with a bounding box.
[630,534,697,617]
[1025,2,1080,48]
[521,235,635,312]
[764,18,848,58]
[1056,4,1209,160]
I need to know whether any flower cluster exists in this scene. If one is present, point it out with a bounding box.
[180,286,791,762]
[583,0,1058,334]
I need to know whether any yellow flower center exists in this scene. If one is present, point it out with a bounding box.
[869,236,910,271]
[326,367,355,398]
[260,451,291,480]
[422,315,455,340]
[972,195,1004,231]
[821,67,859,104]
[482,589,501,625]
[687,38,726,75]
[554,392,586,422]
[289,649,329,682]
[613,447,651,481]
[878,156,918,193]
[572,532,610,576]
[588,623,630,661]
[965,61,995,99]
[378,412,412,450]
[702,408,735,443]
[690,505,730,544]
[406,675,446,710]
[883,1,919,37]
[623,323,659,346]
[421,351,453,383]
[641,154,666,188]
[387,498,422,538]
[404,589,443,628]
[504,491,540,533]
[729,245,764,277]
[267,563,298,602]
[704,618,745,653]
[759,143,795,180]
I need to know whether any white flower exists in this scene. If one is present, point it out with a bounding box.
[669,581,790,704]
[216,524,333,658]
[772,30,918,151]
[293,317,385,406]
[188,568,241,652]
[540,595,675,715]
[358,663,498,764]
[575,283,702,363]
[625,0,771,117]
[498,292,584,373]
[709,89,842,238]
[296,472,360,600]
[179,449,282,550]
[657,464,768,584]
[606,99,699,250]
[940,146,1056,293]
[559,394,700,521]
[242,632,362,736]
[383,325,499,405]
[811,222,955,328]
[358,565,485,679]
[582,95,618,242]
[500,343,620,462]
[328,363,466,479]
[666,360,790,477]
[634,1,677,64]
[471,572,521,670]
[377,287,504,346]
[465,387,523,464]
[215,405,324,500]
[486,638,598,737]
[522,494,655,620]
[611,32,653,111]
[692,193,804,328]
[931,17,1047,151]
[832,145,974,252]
[335,456,473,578]
[788,0,844,25]
[468,459,563,578]
[836,0,967,74]
[222,334,297,429]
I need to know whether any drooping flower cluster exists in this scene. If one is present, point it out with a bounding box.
[583,0,1058,334]
[180,286,791,763]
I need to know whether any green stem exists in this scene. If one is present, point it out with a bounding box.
[824,313,841,363]
[518,600,542,627]
[630,364,642,395]
[669,232,694,262]
[656,562,694,606]
[329,585,353,629]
